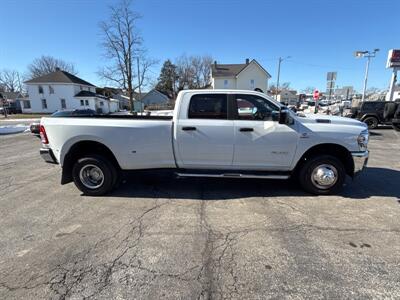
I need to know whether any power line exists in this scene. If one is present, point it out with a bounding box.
[286,60,380,71]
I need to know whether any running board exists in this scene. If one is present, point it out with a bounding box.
[175,172,290,180]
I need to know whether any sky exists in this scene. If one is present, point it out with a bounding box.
[1,0,399,92]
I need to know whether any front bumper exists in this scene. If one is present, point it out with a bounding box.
[40,148,58,164]
[352,150,369,176]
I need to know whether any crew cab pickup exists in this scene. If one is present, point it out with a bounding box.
[39,90,369,195]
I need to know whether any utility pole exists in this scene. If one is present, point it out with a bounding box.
[275,56,291,100]
[354,49,379,102]
[276,57,282,100]
[136,56,143,115]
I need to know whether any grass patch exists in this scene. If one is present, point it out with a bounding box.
[0,113,51,119]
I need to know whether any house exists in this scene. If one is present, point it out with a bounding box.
[211,59,271,92]
[24,69,119,114]
[96,87,147,111]
[97,87,129,110]
[277,89,298,105]
[0,91,24,113]
[140,89,170,108]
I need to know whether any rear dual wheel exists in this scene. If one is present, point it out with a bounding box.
[72,155,119,196]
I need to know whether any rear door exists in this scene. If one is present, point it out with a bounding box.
[175,93,234,168]
[232,94,298,170]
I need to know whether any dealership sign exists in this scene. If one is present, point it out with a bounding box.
[386,49,400,68]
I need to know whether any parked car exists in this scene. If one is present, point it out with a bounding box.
[29,110,97,134]
[39,90,369,196]
[383,100,400,131]
[341,100,352,109]
[51,109,97,117]
[0,105,21,115]
[349,100,400,130]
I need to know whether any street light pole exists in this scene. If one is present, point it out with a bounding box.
[275,56,291,100]
[354,49,379,102]
[361,56,370,102]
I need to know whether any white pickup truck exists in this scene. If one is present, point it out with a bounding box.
[39,90,369,195]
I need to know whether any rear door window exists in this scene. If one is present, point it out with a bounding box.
[188,94,228,119]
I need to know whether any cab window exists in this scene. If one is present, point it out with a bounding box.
[235,94,279,121]
[188,94,228,119]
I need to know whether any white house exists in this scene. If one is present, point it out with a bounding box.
[211,59,271,92]
[24,69,119,113]
[277,89,298,105]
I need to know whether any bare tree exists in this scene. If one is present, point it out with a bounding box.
[0,69,23,92]
[175,54,194,90]
[269,82,291,95]
[190,55,212,88]
[27,55,77,79]
[135,55,158,92]
[175,54,213,90]
[199,55,213,88]
[98,0,157,112]
[302,86,316,94]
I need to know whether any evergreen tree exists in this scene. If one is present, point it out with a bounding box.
[156,60,177,98]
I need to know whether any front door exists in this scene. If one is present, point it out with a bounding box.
[232,94,298,170]
[175,93,234,168]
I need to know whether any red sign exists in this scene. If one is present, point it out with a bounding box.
[387,49,400,68]
[313,90,320,100]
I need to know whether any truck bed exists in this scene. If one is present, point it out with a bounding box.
[41,116,176,170]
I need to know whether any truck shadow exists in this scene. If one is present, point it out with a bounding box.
[109,167,400,200]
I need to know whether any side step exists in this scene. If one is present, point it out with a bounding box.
[175,172,290,180]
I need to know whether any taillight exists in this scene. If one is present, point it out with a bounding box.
[39,125,49,144]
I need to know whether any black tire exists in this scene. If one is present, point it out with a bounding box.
[72,155,118,196]
[384,102,397,119]
[392,123,400,132]
[363,116,379,129]
[298,155,346,195]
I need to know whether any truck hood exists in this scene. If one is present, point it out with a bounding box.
[297,113,367,129]
[294,112,368,152]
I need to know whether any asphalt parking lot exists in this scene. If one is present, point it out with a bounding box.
[0,129,399,299]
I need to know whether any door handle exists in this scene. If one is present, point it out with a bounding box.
[239,127,254,132]
[182,126,197,131]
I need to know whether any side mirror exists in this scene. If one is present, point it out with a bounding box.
[271,110,280,122]
[279,109,288,124]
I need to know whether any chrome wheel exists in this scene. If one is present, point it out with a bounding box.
[311,164,338,189]
[79,164,104,189]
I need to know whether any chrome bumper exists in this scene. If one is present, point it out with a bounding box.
[352,151,369,176]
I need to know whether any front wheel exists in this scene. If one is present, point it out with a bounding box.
[298,155,346,195]
[363,116,379,129]
[72,155,118,196]
[393,123,400,132]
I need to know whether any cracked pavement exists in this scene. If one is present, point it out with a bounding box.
[0,129,399,299]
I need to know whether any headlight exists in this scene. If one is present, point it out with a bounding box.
[357,129,369,150]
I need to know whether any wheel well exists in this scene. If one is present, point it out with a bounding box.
[295,143,354,177]
[361,114,379,122]
[61,141,120,184]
